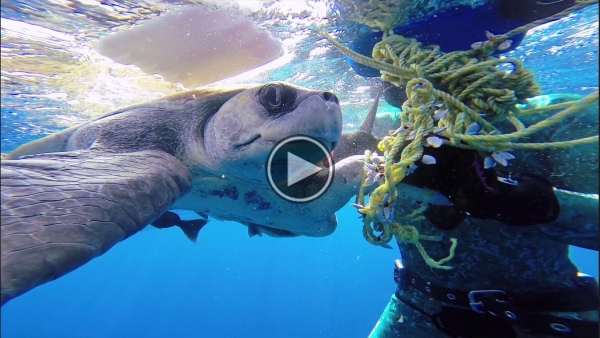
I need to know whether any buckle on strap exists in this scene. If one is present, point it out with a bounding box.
[468,290,509,314]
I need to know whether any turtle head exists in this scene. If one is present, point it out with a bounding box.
[203,82,342,186]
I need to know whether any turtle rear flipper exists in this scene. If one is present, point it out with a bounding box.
[1,150,192,306]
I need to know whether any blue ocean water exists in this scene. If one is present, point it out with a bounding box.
[1,206,397,338]
[1,2,599,338]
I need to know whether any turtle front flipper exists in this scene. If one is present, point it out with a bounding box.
[1,150,192,306]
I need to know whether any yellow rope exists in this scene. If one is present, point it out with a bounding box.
[451,91,599,144]
[507,115,525,131]
[395,203,428,221]
[516,100,579,115]
[319,0,599,270]
[485,136,599,150]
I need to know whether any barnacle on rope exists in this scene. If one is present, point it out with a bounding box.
[318,0,599,270]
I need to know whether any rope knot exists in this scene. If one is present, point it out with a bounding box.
[397,225,419,243]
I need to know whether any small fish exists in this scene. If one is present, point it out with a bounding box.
[422,155,437,165]
[406,130,416,141]
[247,223,263,237]
[434,102,444,108]
[247,223,300,238]
[352,203,365,210]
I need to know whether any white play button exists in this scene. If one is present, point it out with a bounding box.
[287,152,323,186]
[266,135,335,203]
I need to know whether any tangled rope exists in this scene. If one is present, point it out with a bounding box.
[319,0,599,269]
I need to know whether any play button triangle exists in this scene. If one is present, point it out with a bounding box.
[266,135,334,203]
[287,152,323,186]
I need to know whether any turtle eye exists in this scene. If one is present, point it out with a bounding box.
[259,84,296,114]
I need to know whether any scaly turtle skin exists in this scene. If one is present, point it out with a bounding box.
[0,82,369,305]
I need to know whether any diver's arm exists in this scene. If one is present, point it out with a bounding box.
[523,189,598,251]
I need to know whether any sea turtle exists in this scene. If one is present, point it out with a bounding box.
[0,82,375,305]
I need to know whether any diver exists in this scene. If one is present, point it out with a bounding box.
[366,139,599,337]
[365,110,599,337]
[338,0,600,337]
